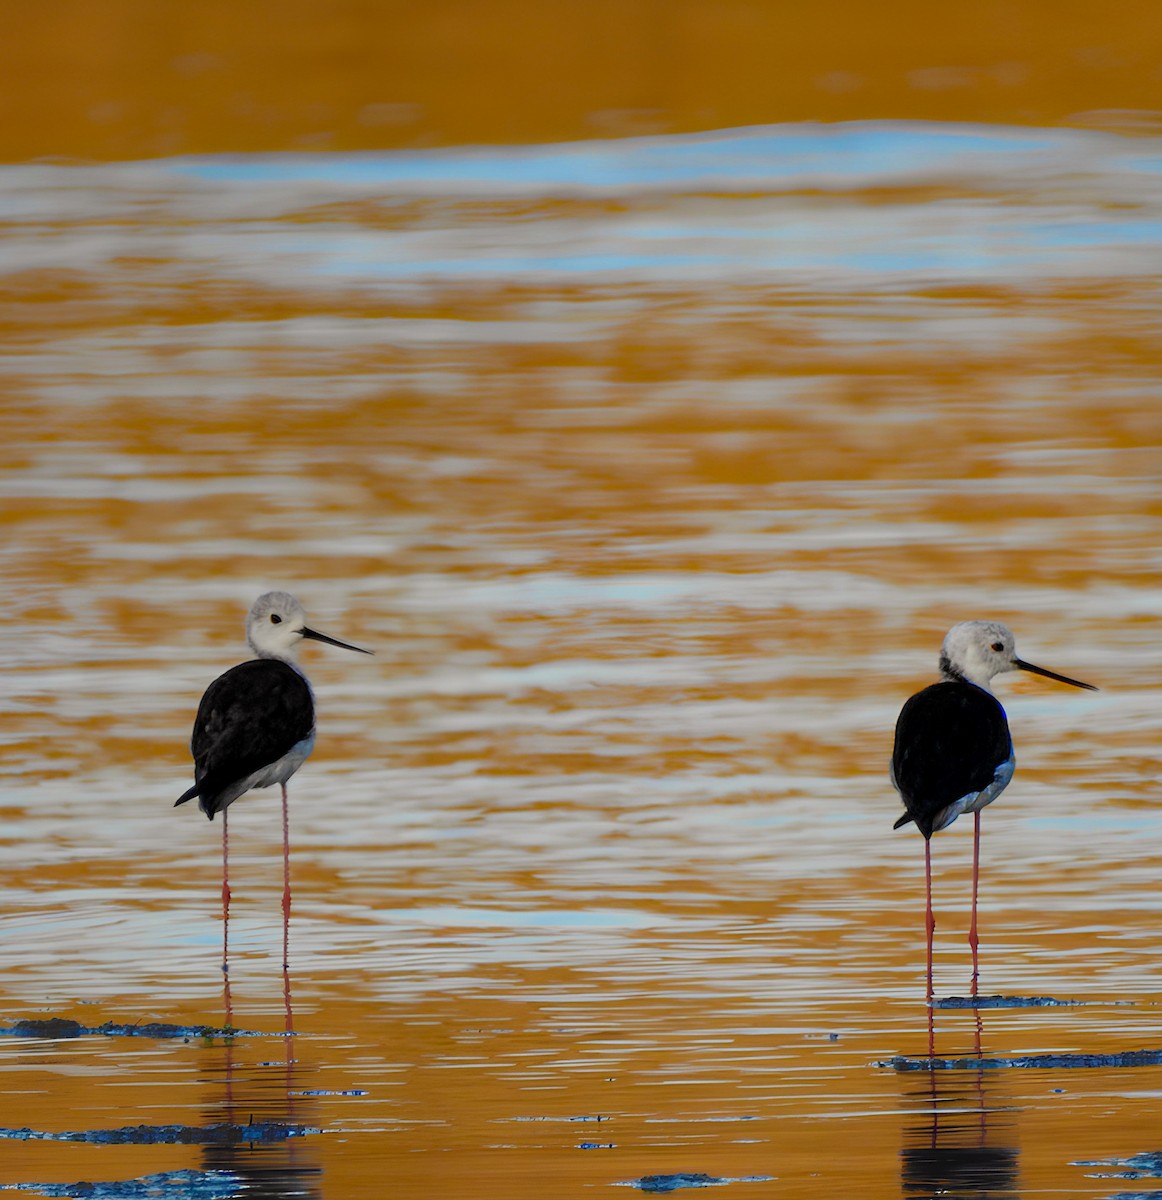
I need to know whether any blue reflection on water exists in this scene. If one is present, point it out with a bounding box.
[169,123,1057,190]
[150,121,1162,282]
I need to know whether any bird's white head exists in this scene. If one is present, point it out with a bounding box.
[939,621,1017,689]
[245,591,373,662]
[939,619,1096,693]
[246,592,310,660]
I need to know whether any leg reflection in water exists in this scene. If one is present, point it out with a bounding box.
[899,1012,1018,1200]
[199,1017,319,1200]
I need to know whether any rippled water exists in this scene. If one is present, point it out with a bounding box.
[2,122,1161,1199]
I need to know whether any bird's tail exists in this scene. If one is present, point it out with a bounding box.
[893,812,915,830]
[175,784,199,808]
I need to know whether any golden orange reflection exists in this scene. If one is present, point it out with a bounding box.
[2,14,1161,1197]
[3,0,1162,160]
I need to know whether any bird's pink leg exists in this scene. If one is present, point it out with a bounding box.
[281,783,292,971]
[281,782,296,1042]
[969,811,981,995]
[221,807,231,975]
[283,957,296,1043]
[222,807,233,1027]
[925,836,936,1058]
[925,836,935,1003]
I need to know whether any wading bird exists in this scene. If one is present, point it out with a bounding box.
[176,592,371,975]
[891,621,1095,999]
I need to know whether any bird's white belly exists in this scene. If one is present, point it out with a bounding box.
[226,733,316,807]
[932,750,1015,832]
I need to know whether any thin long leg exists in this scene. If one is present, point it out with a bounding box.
[283,959,296,1043]
[222,807,233,1028]
[925,836,936,1058]
[281,782,296,1044]
[281,782,292,971]
[969,810,982,994]
[283,964,297,1157]
[222,807,231,976]
[925,836,935,1003]
[223,968,233,1032]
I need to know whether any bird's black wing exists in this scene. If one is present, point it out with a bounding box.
[179,659,314,808]
[891,681,1012,837]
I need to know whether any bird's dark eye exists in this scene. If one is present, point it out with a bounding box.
[990,641,1003,651]
[271,614,282,624]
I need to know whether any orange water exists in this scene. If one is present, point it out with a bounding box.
[4,0,1162,159]
[3,10,1162,1200]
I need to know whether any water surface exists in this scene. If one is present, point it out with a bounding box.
[1,122,1161,1199]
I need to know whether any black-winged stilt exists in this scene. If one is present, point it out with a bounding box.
[176,592,371,975]
[891,620,1096,999]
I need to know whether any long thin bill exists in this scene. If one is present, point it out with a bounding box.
[302,626,374,655]
[1015,658,1097,690]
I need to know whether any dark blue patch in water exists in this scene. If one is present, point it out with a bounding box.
[0,1018,269,1040]
[933,994,1086,1009]
[0,1122,318,1144]
[1074,1149,1162,1178]
[292,1088,368,1097]
[619,1174,775,1192]
[880,1048,1162,1071]
[0,1169,239,1198]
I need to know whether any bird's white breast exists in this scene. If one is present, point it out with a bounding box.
[931,749,1016,832]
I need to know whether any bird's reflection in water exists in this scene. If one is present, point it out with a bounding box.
[197,974,320,1200]
[901,1014,1018,1200]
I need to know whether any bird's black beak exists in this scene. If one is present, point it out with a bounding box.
[302,626,374,655]
[1014,658,1097,691]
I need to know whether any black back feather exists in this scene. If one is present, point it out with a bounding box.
[177,659,314,817]
[891,680,1012,838]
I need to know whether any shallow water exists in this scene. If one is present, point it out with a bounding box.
[1,122,1161,1199]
